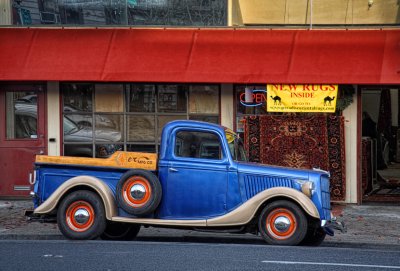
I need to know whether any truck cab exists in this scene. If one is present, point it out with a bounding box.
[28,120,345,246]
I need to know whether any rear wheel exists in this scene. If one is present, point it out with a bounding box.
[100,222,141,241]
[57,190,106,240]
[258,200,307,246]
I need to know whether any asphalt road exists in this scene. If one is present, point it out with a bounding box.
[1,240,399,271]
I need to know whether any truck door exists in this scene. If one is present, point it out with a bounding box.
[158,129,229,219]
[0,84,47,196]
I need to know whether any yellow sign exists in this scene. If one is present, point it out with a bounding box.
[267,84,338,112]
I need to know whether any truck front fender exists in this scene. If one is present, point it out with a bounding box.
[34,176,117,220]
[207,187,320,227]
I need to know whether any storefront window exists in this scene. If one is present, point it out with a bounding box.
[189,85,219,114]
[10,0,227,26]
[235,85,267,136]
[127,115,155,142]
[157,115,187,139]
[127,85,155,113]
[62,82,220,157]
[6,92,38,139]
[158,85,187,113]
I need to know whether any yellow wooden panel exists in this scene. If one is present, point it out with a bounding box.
[239,0,286,24]
[36,151,157,171]
[95,84,124,112]
[352,0,399,24]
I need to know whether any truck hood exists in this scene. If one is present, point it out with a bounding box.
[236,161,329,179]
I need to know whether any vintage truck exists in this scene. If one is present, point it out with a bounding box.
[27,120,345,246]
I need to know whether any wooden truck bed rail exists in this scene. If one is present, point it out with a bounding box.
[35,151,157,170]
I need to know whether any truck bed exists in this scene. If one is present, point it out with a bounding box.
[35,151,157,171]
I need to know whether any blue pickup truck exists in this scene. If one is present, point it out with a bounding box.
[27,120,344,246]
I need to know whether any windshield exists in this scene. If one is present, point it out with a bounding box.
[225,130,248,162]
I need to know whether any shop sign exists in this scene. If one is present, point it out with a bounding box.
[239,87,267,107]
[266,84,338,113]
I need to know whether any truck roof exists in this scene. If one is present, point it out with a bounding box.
[159,120,228,160]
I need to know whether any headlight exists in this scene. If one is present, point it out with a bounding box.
[301,181,315,198]
[295,180,315,198]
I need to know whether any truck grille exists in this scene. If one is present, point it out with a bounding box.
[321,175,331,220]
[243,175,294,199]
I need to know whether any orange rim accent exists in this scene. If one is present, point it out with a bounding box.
[122,176,152,208]
[65,201,95,232]
[265,208,297,240]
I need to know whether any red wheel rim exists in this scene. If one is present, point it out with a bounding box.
[122,176,152,208]
[265,208,297,240]
[65,201,95,232]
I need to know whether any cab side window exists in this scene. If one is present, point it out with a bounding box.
[175,131,222,160]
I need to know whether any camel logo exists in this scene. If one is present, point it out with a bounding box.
[270,95,282,105]
[324,96,335,106]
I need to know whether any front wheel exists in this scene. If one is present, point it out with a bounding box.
[258,200,308,246]
[100,222,141,241]
[301,220,326,246]
[57,190,106,240]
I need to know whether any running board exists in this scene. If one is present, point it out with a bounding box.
[112,216,207,227]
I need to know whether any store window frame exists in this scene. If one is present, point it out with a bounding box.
[61,82,221,157]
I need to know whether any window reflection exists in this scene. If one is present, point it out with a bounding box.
[11,0,227,26]
[175,131,222,160]
[95,144,123,158]
[127,84,155,113]
[94,114,123,142]
[6,92,38,139]
[61,82,220,157]
[64,144,92,157]
[158,85,187,113]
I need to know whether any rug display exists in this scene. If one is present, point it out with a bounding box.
[245,115,346,201]
[361,138,373,195]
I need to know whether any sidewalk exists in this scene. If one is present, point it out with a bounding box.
[1,200,399,249]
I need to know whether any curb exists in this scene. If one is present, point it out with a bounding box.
[321,241,400,251]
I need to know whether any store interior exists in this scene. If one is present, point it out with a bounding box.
[362,87,400,202]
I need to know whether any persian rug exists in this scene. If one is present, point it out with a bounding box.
[245,115,346,201]
[361,138,373,195]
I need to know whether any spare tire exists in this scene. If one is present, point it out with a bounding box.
[116,169,162,216]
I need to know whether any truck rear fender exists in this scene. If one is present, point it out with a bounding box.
[34,176,117,220]
[207,187,320,227]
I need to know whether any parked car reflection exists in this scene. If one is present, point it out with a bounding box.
[14,103,122,158]
[15,95,116,129]
[64,104,116,129]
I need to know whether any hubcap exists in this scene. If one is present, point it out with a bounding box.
[74,208,90,224]
[266,208,297,240]
[130,184,146,200]
[273,216,291,233]
[122,176,152,208]
[65,201,95,232]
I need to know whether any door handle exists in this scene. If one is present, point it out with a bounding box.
[169,167,178,172]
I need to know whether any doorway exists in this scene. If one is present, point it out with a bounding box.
[0,83,47,197]
[361,86,400,203]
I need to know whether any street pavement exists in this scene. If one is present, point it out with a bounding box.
[0,200,399,249]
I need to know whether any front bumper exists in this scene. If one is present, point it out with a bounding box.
[321,217,346,236]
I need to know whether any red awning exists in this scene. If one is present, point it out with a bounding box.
[0,27,399,84]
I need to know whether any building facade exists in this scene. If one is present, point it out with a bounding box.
[0,0,399,204]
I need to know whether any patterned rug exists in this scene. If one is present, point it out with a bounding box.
[245,115,346,201]
[361,138,373,195]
